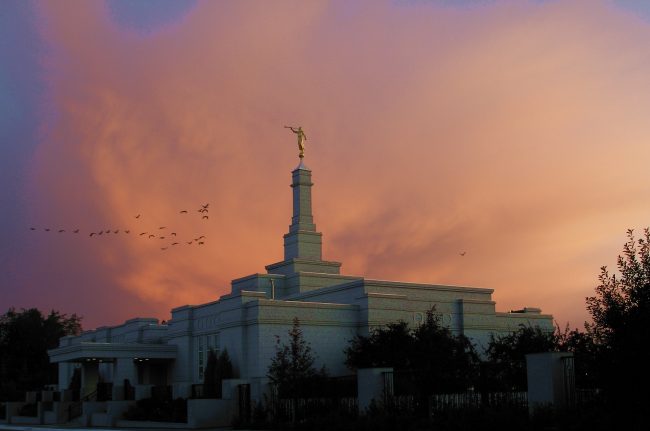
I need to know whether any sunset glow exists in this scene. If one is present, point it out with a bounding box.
[2,0,650,329]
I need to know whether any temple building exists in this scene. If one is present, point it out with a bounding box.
[48,155,553,406]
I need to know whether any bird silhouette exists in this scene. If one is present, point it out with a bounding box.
[460,251,466,256]
[198,241,205,245]
[172,242,179,246]
[187,241,193,245]
[98,231,103,235]
[159,226,166,230]
[202,203,209,209]
[202,215,209,220]
[180,210,188,214]
[73,229,79,233]
[89,232,96,237]
[30,227,36,230]
[135,214,141,219]
[45,228,50,232]
[197,235,205,240]
[58,229,65,233]
[148,234,155,238]
[171,232,177,236]
[124,230,130,234]
[114,230,119,234]
[160,236,165,239]
[161,247,168,251]
[140,232,147,236]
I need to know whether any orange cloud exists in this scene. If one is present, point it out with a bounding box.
[26,0,650,329]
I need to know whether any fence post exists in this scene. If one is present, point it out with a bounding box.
[525,352,575,414]
[357,368,393,414]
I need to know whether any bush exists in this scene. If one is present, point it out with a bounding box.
[123,397,187,423]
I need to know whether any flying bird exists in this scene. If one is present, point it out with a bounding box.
[197,236,205,240]
[180,210,188,214]
[124,230,130,234]
[172,242,179,246]
[149,234,155,238]
[139,232,147,236]
[171,232,177,236]
[187,241,193,245]
[198,241,204,245]
[460,251,466,256]
[30,227,36,230]
[114,230,119,234]
[89,232,96,237]
[58,229,65,233]
[202,215,209,220]
[135,214,141,219]
[161,247,168,251]
[160,236,165,239]
[202,203,209,209]
[73,229,79,233]
[159,226,166,230]
[98,231,103,235]
[44,228,50,232]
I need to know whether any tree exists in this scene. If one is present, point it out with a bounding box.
[345,308,480,396]
[412,310,480,394]
[345,321,413,370]
[586,228,650,407]
[204,349,234,398]
[0,308,82,400]
[267,318,320,398]
[484,325,557,391]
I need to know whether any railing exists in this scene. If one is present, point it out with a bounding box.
[268,397,358,422]
[67,389,97,422]
[430,391,527,412]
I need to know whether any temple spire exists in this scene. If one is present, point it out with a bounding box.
[283,161,322,260]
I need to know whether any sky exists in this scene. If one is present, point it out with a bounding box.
[1,0,650,330]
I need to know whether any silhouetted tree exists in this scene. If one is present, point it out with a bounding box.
[556,324,600,389]
[204,349,233,398]
[484,325,557,391]
[586,228,650,409]
[203,349,219,398]
[0,308,82,400]
[346,308,480,399]
[412,310,480,394]
[345,321,414,370]
[267,318,321,398]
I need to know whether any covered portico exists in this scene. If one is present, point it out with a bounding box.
[48,342,177,401]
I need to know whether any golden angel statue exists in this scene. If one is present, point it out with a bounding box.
[285,126,307,158]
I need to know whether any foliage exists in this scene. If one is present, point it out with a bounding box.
[555,324,599,389]
[123,397,187,422]
[0,308,82,401]
[484,325,557,391]
[345,321,413,370]
[203,348,233,398]
[412,311,480,393]
[267,318,323,398]
[346,308,480,394]
[586,228,650,407]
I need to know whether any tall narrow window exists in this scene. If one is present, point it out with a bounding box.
[198,336,205,380]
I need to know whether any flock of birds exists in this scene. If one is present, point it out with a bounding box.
[29,203,210,251]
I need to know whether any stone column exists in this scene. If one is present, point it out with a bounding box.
[58,363,72,391]
[526,352,575,413]
[112,358,137,401]
[357,368,393,414]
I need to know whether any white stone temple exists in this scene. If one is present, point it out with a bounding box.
[48,155,553,415]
